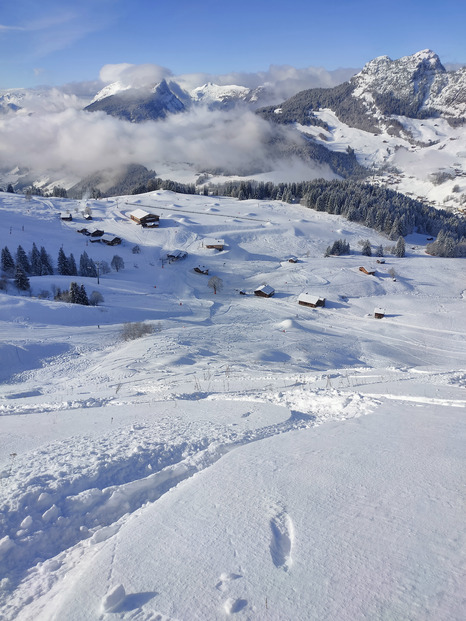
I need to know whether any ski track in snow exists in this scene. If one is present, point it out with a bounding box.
[0,383,379,601]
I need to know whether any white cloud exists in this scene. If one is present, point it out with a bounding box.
[99,63,173,88]
[0,106,293,180]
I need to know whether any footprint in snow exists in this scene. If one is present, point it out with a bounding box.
[215,571,242,592]
[223,597,248,614]
[269,511,294,571]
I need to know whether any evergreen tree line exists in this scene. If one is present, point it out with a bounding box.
[0,244,127,279]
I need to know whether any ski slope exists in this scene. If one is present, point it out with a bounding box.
[0,190,465,620]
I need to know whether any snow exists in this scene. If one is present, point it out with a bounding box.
[301,109,466,208]
[0,189,465,620]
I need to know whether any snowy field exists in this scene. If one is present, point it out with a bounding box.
[0,190,465,620]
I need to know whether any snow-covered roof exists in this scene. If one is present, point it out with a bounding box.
[374,307,386,314]
[129,208,152,219]
[298,293,324,305]
[255,284,275,295]
[204,238,225,246]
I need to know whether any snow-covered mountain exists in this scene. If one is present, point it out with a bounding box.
[84,79,188,122]
[258,50,466,135]
[190,82,269,109]
[352,49,466,122]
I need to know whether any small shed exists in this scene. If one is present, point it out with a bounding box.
[194,266,209,275]
[84,213,93,221]
[374,307,385,319]
[60,213,72,221]
[204,239,225,251]
[298,293,325,308]
[90,229,104,237]
[286,256,298,263]
[254,284,275,298]
[359,266,376,275]
[376,259,385,264]
[129,208,160,227]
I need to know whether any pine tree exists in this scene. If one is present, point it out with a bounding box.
[16,245,31,274]
[14,264,30,291]
[395,236,406,258]
[1,246,15,275]
[69,281,79,304]
[68,253,78,276]
[79,251,97,277]
[79,284,89,305]
[57,247,70,275]
[29,243,42,276]
[361,240,372,256]
[40,246,54,275]
[375,244,384,257]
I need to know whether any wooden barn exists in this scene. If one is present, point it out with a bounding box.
[298,293,325,308]
[374,307,386,319]
[204,239,225,251]
[166,250,187,261]
[194,266,209,275]
[359,266,376,275]
[101,235,122,246]
[254,284,275,298]
[129,208,160,227]
[90,229,104,237]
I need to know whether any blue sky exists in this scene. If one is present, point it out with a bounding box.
[1,0,465,89]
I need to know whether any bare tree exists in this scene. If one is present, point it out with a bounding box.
[208,275,223,294]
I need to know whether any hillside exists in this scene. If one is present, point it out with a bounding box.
[0,190,465,620]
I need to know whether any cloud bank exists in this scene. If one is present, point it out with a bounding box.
[0,105,306,182]
[1,60,353,186]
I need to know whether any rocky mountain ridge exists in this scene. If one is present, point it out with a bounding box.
[257,50,466,136]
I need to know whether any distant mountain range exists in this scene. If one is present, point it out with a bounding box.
[83,79,272,121]
[1,50,465,211]
[83,50,465,129]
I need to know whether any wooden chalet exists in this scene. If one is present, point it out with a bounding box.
[77,228,91,236]
[194,266,209,275]
[101,235,122,246]
[374,307,386,319]
[129,208,160,227]
[166,250,187,261]
[254,284,275,298]
[204,239,225,251]
[90,229,104,237]
[359,266,376,275]
[298,293,325,308]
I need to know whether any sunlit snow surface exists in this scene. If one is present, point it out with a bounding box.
[0,191,465,620]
